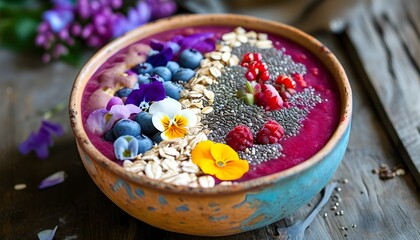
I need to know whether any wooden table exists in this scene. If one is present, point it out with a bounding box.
[1,1,419,239]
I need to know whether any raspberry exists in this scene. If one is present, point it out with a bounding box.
[275,75,297,102]
[254,83,283,111]
[225,125,254,151]
[256,120,285,144]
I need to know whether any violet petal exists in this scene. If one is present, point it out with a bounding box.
[18,132,38,155]
[38,171,66,189]
[106,97,124,110]
[18,120,64,159]
[146,47,174,66]
[33,141,50,160]
[125,104,142,114]
[41,120,65,137]
[125,81,166,107]
[173,32,216,53]
[105,105,131,130]
[125,89,144,106]
[18,130,51,159]
[86,108,108,135]
[142,81,166,102]
[37,225,58,240]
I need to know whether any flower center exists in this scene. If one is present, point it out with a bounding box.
[162,114,189,139]
[104,113,113,123]
[139,101,150,111]
[122,149,132,158]
[217,160,225,167]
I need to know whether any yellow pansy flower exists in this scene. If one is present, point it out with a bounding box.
[191,141,249,181]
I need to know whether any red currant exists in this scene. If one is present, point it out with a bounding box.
[245,70,256,81]
[260,71,270,81]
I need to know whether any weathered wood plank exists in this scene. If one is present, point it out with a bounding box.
[344,0,420,186]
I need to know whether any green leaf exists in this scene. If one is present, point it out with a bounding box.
[0,16,40,52]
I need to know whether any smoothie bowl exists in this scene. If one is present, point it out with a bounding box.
[69,14,352,236]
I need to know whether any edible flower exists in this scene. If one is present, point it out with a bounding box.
[171,32,216,53]
[149,97,197,140]
[19,120,64,159]
[191,141,249,180]
[125,81,166,110]
[114,135,139,160]
[86,97,141,135]
[38,171,66,189]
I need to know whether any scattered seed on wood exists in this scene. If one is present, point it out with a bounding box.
[14,184,27,190]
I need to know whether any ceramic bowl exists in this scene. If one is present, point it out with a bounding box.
[69,14,352,236]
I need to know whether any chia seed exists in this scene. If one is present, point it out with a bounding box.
[201,44,323,165]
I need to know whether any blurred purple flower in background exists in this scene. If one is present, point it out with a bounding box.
[35,0,177,63]
[19,120,64,159]
[112,1,151,38]
[146,0,177,20]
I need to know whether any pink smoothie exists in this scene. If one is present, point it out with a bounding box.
[81,26,341,181]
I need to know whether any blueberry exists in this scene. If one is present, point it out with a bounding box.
[104,128,116,142]
[134,62,153,74]
[138,73,151,85]
[152,132,163,144]
[151,66,172,82]
[149,74,164,83]
[115,88,132,98]
[166,61,180,75]
[163,81,183,100]
[178,48,203,69]
[136,135,154,154]
[173,68,195,82]
[134,112,159,138]
[113,119,141,138]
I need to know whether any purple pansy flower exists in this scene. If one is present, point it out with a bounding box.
[146,46,174,67]
[146,39,180,66]
[86,97,141,135]
[19,120,65,159]
[172,32,216,53]
[125,81,166,110]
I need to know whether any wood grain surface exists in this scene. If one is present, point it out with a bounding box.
[1,1,420,239]
[344,0,420,186]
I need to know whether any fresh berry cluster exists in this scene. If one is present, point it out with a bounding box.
[132,48,204,101]
[95,46,205,160]
[241,52,270,82]
[225,120,284,151]
[237,52,308,110]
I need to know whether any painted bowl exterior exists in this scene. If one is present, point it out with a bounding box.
[69,14,352,236]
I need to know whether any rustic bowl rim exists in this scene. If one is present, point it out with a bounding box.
[69,13,352,195]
